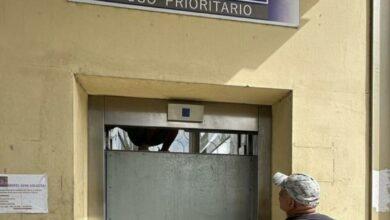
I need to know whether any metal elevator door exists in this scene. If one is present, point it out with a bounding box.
[106,151,258,220]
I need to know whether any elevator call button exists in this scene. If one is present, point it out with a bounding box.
[182,108,191,117]
[168,103,204,122]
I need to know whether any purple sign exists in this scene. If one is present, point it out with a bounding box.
[70,0,299,27]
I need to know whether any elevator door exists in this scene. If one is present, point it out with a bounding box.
[106,151,257,220]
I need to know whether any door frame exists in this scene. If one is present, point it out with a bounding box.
[87,96,272,220]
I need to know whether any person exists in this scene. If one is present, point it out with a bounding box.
[273,172,334,220]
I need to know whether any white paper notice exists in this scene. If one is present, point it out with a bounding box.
[0,174,48,213]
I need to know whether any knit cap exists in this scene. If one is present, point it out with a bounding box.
[273,172,320,207]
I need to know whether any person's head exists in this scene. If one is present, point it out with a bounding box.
[273,172,320,213]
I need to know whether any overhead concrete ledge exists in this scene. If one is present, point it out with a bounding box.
[76,74,291,105]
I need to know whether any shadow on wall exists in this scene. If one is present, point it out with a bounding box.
[1,0,318,86]
[69,0,319,84]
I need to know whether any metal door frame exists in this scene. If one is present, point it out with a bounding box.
[88,96,272,220]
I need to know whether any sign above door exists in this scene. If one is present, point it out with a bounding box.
[70,0,299,27]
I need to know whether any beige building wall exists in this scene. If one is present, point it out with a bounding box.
[372,0,390,220]
[73,80,88,219]
[0,0,369,219]
[271,94,292,220]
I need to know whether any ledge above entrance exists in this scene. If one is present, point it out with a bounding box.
[76,74,290,105]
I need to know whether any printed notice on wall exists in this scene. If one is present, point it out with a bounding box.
[0,174,48,213]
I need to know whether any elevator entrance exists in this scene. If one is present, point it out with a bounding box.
[88,96,272,220]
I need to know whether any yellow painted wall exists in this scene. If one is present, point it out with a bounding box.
[0,0,369,219]
[0,68,75,219]
[372,0,390,219]
[73,80,88,219]
[271,94,292,220]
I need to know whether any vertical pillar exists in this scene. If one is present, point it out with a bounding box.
[189,131,200,154]
[88,96,105,220]
[258,106,272,220]
[372,1,390,219]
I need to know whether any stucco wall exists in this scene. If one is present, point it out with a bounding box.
[271,94,292,220]
[73,80,88,219]
[0,0,369,219]
[0,68,74,219]
[372,0,390,219]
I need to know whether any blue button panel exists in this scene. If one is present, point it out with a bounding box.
[182,108,191,118]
